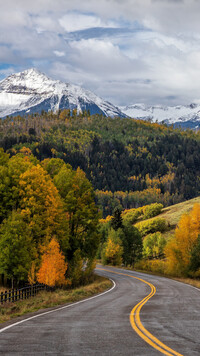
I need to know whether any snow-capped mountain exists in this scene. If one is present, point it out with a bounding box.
[0,68,125,118]
[120,103,200,129]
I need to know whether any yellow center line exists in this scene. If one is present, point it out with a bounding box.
[97,268,184,356]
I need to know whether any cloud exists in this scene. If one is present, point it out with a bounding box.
[1,0,200,106]
[54,50,65,57]
[59,12,117,32]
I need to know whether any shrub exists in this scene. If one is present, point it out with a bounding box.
[143,203,163,219]
[134,259,166,274]
[122,209,141,224]
[135,218,168,237]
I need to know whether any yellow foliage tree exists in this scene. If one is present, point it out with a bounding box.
[37,238,68,287]
[19,164,68,251]
[102,229,123,266]
[165,204,200,276]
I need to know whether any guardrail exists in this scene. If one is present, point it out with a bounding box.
[0,284,48,304]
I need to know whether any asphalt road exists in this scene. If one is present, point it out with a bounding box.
[0,265,200,356]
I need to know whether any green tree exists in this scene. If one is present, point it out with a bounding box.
[143,232,166,259]
[54,164,100,283]
[120,222,142,266]
[189,235,200,275]
[0,211,36,287]
[111,207,123,231]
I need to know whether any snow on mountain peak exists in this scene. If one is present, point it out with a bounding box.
[0,68,125,118]
[120,103,200,128]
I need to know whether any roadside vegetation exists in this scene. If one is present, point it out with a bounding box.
[0,276,112,324]
[0,148,99,289]
[99,199,200,282]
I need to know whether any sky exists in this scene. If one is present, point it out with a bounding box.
[0,0,200,106]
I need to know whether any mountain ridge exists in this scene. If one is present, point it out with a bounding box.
[0,68,126,118]
[120,103,200,129]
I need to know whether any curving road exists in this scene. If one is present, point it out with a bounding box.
[0,265,200,355]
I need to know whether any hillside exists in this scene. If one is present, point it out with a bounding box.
[158,196,200,227]
[134,196,200,242]
[1,111,200,215]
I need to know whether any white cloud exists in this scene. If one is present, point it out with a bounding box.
[1,0,200,106]
[59,13,117,33]
[54,50,65,57]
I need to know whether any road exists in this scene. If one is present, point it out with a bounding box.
[0,265,200,355]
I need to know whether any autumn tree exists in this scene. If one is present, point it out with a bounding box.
[101,228,123,266]
[37,238,68,287]
[165,204,200,276]
[19,164,68,254]
[0,152,35,223]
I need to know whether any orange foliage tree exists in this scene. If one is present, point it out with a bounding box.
[37,238,68,287]
[165,204,200,276]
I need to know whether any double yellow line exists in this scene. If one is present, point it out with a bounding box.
[97,268,183,356]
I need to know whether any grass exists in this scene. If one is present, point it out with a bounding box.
[0,275,112,324]
[174,277,200,289]
[159,196,200,227]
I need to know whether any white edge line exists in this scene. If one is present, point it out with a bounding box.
[0,278,116,334]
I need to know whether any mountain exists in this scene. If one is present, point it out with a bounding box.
[120,103,200,129]
[0,68,125,118]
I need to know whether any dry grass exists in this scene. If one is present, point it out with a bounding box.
[0,287,6,293]
[0,276,112,324]
[159,196,200,227]
[173,277,200,289]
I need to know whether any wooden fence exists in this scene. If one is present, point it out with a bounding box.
[0,284,48,304]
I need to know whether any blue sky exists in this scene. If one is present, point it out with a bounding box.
[0,0,200,106]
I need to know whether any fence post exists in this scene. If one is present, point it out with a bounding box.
[5,291,7,303]
[1,292,3,304]
[12,289,14,303]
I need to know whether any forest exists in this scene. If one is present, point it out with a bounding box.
[1,110,200,286]
[1,110,200,216]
